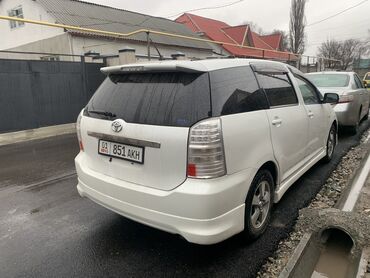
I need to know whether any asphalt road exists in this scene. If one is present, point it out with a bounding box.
[0,120,369,278]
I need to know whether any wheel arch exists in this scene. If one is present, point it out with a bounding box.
[258,161,279,190]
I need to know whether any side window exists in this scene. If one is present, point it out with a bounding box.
[354,74,364,89]
[210,66,269,116]
[295,75,321,105]
[256,72,298,107]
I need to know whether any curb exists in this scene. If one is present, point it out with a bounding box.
[0,123,76,146]
[278,132,370,278]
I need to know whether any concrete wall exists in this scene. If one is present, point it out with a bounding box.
[0,58,105,133]
[70,35,214,66]
[0,0,64,50]
[0,33,75,61]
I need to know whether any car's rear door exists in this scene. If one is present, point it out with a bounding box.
[80,71,211,191]
[254,66,309,183]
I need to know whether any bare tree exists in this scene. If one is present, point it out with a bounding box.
[272,30,289,51]
[289,0,307,54]
[357,30,370,58]
[243,21,264,35]
[340,39,361,70]
[317,39,342,68]
[318,38,370,70]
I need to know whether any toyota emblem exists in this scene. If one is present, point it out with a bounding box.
[111,119,123,133]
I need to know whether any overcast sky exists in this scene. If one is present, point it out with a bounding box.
[85,0,370,56]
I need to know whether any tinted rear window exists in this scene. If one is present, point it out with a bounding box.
[210,66,269,116]
[86,72,211,127]
[256,72,298,107]
[308,74,350,87]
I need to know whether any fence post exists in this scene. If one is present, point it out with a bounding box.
[81,55,88,102]
[307,56,310,73]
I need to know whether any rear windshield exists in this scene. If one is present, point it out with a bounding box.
[308,74,350,87]
[86,72,211,127]
[365,74,370,81]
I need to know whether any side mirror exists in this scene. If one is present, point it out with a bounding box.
[363,81,368,88]
[323,93,339,104]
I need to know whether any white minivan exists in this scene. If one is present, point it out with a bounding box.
[75,59,338,244]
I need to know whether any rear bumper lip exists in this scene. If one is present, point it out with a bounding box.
[77,180,245,245]
[75,153,252,245]
[334,104,358,126]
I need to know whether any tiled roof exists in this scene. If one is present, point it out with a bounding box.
[36,0,212,50]
[260,34,282,50]
[222,25,249,45]
[176,13,294,60]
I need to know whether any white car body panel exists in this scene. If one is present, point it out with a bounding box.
[266,105,308,183]
[80,116,189,191]
[76,59,338,244]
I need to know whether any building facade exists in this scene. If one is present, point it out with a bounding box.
[0,0,214,64]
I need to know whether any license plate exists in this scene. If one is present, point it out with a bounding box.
[98,140,144,164]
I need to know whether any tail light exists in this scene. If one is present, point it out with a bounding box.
[338,95,354,103]
[187,118,226,179]
[76,113,84,151]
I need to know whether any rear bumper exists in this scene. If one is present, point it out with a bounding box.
[75,154,254,245]
[334,103,359,126]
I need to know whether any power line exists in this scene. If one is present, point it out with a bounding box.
[307,20,370,33]
[307,38,370,46]
[162,0,246,19]
[307,0,369,27]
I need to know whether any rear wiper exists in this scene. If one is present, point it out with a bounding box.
[87,109,117,118]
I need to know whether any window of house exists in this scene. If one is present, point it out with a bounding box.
[8,6,25,29]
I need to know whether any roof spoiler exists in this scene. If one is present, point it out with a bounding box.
[101,63,208,75]
[250,62,288,74]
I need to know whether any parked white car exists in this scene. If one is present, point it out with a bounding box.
[75,59,338,244]
[307,72,370,134]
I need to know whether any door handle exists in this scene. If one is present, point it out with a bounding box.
[272,118,282,126]
[308,111,314,118]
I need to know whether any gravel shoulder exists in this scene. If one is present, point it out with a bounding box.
[257,128,370,278]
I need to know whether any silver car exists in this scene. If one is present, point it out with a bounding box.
[307,72,370,134]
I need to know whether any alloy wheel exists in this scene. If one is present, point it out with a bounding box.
[327,127,336,159]
[250,181,271,229]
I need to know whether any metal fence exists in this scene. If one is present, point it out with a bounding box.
[0,54,105,133]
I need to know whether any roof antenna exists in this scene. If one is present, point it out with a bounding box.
[150,39,164,60]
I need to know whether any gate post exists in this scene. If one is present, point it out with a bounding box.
[81,55,88,102]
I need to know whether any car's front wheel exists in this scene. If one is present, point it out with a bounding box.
[242,169,274,241]
[323,124,337,163]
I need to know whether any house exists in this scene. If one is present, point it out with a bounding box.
[176,13,295,61]
[0,0,214,64]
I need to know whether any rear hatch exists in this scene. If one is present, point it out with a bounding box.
[80,70,211,191]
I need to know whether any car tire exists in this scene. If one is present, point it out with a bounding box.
[349,110,361,135]
[242,169,274,241]
[323,124,337,163]
[364,109,369,120]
